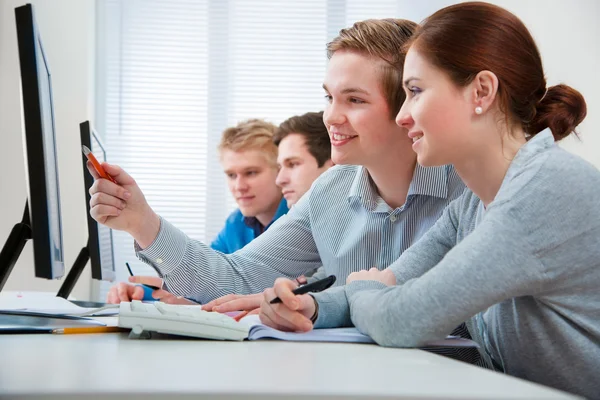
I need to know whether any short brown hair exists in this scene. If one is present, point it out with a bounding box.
[274,111,331,167]
[327,19,418,118]
[218,119,278,166]
[410,2,586,140]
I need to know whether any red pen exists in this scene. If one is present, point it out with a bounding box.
[82,145,118,184]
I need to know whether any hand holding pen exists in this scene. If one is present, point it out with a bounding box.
[258,275,336,332]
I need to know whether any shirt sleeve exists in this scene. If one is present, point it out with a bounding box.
[344,211,547,347]
[136,193,322,304]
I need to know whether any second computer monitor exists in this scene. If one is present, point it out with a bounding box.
[80,121,116,281]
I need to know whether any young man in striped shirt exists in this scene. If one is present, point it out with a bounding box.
[89,20,473,360]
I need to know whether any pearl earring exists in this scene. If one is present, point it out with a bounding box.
[475,106,483,115]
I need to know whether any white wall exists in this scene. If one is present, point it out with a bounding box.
[0,0,598,298]
[0,0,96,299]
[396,0,600,168]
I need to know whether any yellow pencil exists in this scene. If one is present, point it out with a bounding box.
[52,326,127,334]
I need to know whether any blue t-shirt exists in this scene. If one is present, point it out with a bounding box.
[210,198,289,254]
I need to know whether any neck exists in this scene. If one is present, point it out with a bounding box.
[254,197,282,228]
[365,142,417,209]
[454,128,526,207]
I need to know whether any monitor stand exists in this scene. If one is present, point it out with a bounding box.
[0,202,32,292]
[57,244,107,307]
[56,245,89,300]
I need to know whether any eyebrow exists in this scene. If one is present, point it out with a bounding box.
[224,166,261,174]
[403,77,421,87]
[322,84,370,95]
[278,156,302,165]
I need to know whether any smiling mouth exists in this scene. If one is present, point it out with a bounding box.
[412,134,423,142]
[331,132,357,141]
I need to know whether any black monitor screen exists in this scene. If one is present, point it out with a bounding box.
[80,121,116,281]
[15,3,64,279]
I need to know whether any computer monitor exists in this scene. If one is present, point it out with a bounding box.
[80,121,116,281]
[55,121,116,300]
[0,4,65,290]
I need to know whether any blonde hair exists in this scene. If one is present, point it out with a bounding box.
[327,19,418,118]
[218,119,278,166]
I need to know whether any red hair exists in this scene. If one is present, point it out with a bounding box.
[408,2,586,140]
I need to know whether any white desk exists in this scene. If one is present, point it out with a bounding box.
[0,332,579,399]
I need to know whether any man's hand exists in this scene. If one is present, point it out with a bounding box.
[259,278,316,332]
[201,293,263,313]
[87,162,160,248]
[106,276,197,305]
[346,267,397,286]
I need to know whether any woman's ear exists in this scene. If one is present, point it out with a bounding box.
[471,70,499,115]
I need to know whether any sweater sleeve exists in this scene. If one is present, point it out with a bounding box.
[345,211,547,347]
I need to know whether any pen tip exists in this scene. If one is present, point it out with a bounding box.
[82,145,91,155]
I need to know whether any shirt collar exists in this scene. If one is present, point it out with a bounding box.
[348,164,449,210]
[242,197,289,231]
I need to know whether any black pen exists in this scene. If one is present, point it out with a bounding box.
[270,275,336,304]
[125,262,162,291]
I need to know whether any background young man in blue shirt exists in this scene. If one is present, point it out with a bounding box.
[210,119,288,254]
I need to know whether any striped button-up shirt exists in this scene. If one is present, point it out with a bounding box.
[137,164,465,303]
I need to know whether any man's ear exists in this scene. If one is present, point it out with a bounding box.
[470,70,499,115]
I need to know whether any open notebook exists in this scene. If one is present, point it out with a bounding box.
[240,314,479,348]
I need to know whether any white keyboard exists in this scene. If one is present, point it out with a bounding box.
[118,301,249,341]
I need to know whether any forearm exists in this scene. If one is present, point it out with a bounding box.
[137,216,322,303]
[346,221,544,348]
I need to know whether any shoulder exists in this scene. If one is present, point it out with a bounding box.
[222,208,245,228]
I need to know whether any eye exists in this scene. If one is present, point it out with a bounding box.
[289,162,300,168]
[407,87,422,97]
[246,170,258,177]
[349,97,365,104]
[324,94,333,103]
[226,173,236,179]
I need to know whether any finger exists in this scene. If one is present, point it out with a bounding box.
[130,285,145,300]
[90,204,121,221]
[128,275,164,288]
[150,289,172,300]
[89,179,130,202]
[259,289,295,331]
[296,276,307,285]
[273,278,300,310]
[213,294,262,313]
[262,302,311,332]
[86,161,101,180]
[90,192,127,211]
[247,308,260,316]
[102,163,137,186]
[161,295,196,305]
[271,301,313,332]
[106,287,119,304]
[117,283,133,302]
[259,307,280,329]
[260,290,312,332]
[202,294,239,311]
